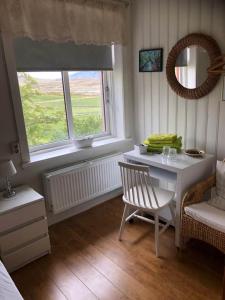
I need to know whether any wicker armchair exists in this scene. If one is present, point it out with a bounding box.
[181,175,225,254]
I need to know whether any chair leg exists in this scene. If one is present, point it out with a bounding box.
[169,202,176,225]
[154,214,159,257]
[118,204,129,241]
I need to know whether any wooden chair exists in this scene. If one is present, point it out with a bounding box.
[181,175,225,253]
[118,161,175,257]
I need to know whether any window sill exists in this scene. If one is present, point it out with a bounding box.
[22,137,133,168]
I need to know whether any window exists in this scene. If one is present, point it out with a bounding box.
[68,71,107,138]
[12,37,113,153]
[17,70,111,151]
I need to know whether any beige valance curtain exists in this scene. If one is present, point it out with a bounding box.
[0,0,129,45]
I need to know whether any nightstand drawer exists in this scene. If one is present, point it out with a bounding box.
[0,200,46,233]
[2,235,50,272]
[0,218,48,254]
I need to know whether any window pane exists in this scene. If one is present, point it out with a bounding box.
[17,72,68,148]
[68,71,106,137]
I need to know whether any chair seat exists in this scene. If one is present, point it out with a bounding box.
[123,185,174,210]
[184,202,225,233]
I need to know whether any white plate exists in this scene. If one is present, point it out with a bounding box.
[184,149,204,158]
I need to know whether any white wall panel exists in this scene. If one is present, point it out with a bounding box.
[195,0,212,151]
[133,0,145,142]
[186,0,200,149]
[132,0,225,155]
[143,0,151,137]
[206,0,225,154]
[150,0,160,134]
[176,0,189,149]
[159,0,169,134]
[168,0,178,135]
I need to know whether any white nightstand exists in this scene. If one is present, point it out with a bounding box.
[0,185,51,272]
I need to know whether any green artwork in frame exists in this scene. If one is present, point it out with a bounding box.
[139,48,163,72]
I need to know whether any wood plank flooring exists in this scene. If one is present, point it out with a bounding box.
[12,197,224,300]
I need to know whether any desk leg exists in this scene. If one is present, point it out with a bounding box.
[175,174,183,247]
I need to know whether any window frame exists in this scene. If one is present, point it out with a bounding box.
[1,33,30,163]
[1,33,114,163]
[26,70,111,153]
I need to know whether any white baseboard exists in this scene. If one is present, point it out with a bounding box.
[47,188,122,226]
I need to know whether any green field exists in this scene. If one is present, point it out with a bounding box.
[31,94,102,115]
[20,75,104,147]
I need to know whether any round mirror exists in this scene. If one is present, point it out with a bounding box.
[175,46,210,89]
[166,33,221,99]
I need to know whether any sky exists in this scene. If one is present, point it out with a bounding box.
[27,71,78,79]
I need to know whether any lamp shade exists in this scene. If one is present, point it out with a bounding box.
[0,160,17,177]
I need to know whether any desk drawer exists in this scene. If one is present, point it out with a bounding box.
[0,218,48,254]
[2,235,50,273]
[0,201,46,233]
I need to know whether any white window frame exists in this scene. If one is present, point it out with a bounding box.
[1,33,113,161]
[27,70,112,153]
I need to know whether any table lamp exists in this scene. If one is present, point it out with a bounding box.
[0,160,17,198]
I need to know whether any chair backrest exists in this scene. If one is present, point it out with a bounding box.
[118,161,159,209]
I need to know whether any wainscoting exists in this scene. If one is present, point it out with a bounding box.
[132,0,225,154]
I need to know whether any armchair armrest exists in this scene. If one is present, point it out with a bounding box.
[181,175,216,214]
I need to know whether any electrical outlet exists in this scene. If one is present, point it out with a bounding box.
[10,142,20,154]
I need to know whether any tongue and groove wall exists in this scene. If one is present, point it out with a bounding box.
[132,0,225,157]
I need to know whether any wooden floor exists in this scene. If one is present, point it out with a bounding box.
[12,197,224,300]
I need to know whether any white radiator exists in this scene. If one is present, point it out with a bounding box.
[43,153,123,214]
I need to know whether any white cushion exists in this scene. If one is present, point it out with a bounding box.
[208,187,225,210]
[216,160,225,197]
[184,202,225,233]
[208,160,225,210]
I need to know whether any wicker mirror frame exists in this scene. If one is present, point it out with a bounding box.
[166,33,221,99]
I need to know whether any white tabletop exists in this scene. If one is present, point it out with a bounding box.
[124,150,215,173]
[0,185,43,215]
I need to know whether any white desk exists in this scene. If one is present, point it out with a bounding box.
[124,150,216,247]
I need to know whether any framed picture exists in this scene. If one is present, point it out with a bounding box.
[139,48,163,72]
